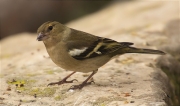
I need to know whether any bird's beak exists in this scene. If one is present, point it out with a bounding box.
[37,33,46,41]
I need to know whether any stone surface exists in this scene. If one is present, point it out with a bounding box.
[1,1,179,106]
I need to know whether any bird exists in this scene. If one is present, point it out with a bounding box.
[37,21,165,90]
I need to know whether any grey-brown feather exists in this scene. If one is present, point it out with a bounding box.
[66,29,134,60]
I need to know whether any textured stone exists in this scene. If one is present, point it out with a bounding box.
[1,1,179,106]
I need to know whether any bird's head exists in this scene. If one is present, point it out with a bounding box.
[37,21,66,42]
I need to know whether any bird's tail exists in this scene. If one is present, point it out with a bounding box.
[121,47,165,55]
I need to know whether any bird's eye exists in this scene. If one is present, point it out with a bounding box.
[48,26,53,31]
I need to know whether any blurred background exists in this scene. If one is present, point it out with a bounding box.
[0,0,119,40]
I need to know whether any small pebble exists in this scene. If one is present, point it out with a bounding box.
[68,89,74,92]
[130,101,135,103]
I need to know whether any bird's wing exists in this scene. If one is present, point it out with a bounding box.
[66,37,133,60]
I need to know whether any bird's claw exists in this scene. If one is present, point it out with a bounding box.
[68,80,95,90]
[47,79,78,86]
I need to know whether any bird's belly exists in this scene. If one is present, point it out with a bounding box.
[46,43,111,73]
[51,53,110,73]
[67,55,111,73]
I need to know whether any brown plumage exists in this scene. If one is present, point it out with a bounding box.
[37,21,165,90]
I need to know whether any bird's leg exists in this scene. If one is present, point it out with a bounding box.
[48,71,77,86]
[69,70,97,90]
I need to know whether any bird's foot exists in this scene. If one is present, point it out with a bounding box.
[47,79,78,86]
[69,80,95,90]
